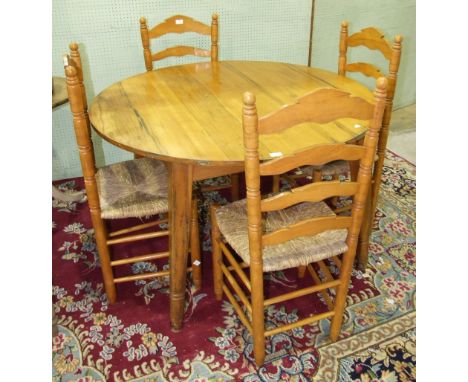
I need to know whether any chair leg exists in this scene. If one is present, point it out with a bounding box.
[231,174,240,201]
[190,200,202,290]
[370,155,384,229]
[297,265,306,278]
[210,205,223,301]
[91,213,117,303]
[357,193,372,271]
[251,268,266,366]
[272,175,280,193]
[329,248,354,342]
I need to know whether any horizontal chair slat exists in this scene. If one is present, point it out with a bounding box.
[259,144,366,176]
[152,46,209,61]
[258,88,374,135]
[346,62,382,79]
[261,181,359,212]
[109,219,168,238]
[221,264,252,313]
[114,270,170,283]
[110,251,169,267]
[114,266,193,284]
[227,262,249,270]
[262,216,352,246]
[149,15,211,38]
[264,310,335,337]
[347,27,393,60]
[264,279,341,306]
[220,241,251,291]
[222,284,253,334]
[200,184,232,192]
[107,230,169,245]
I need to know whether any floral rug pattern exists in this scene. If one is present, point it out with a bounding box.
[52,150,415,381]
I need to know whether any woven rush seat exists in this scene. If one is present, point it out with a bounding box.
[300,160,350,178]
[96,158,169,219]
[299,153,379,179]
[215,199,348,272]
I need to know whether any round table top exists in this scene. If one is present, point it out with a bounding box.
[52,77,68,109]
[89,61,373,165]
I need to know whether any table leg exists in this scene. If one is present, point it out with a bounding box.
[168,162,193,331]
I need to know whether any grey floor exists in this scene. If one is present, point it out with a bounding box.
[387,104,416,164]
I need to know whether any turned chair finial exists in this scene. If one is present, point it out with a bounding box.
[64,65,77,78]
[243,91,256,106]
[376,76,388,91]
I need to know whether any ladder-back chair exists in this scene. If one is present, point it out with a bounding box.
[139,14,240,201]
[286,22,403,269]
[63,43,201,304]
[338,22,402,268]
[140,14,218,70]
[211,78,387,366]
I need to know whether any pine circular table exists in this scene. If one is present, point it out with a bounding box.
[89,61,374,331]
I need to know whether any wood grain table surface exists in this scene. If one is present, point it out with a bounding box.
[89,61,374,331]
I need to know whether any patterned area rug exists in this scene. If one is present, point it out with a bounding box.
[52,150,415,382]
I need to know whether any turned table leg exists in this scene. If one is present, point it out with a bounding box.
[168,162,193,331]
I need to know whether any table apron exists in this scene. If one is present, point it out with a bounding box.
[193,163,244,181]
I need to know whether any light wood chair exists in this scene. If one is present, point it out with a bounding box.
[140,14,219,70]
[210,78,387,366]
[139,14,240,201]
[63,43,201,304]
[284,22,403,269]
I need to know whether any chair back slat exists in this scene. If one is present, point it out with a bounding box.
[63,43,101,213]
[140,14,218,71]
[263,216,353,246]
[152,46,210,62]
[259,144,366,176]
[258,89,374,135]
[261,181,359,212]
[346,62,382,79]
[346,27,393,60]
[338,23,403,97]
[148,15,211,38]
